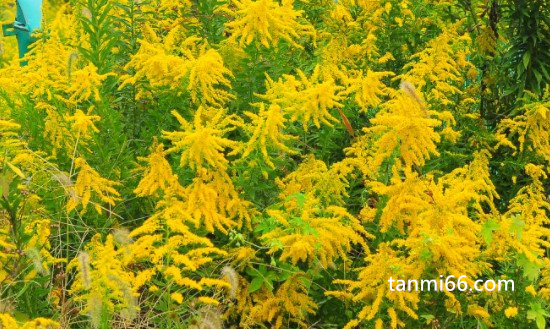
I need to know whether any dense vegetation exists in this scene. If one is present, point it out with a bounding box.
[0,0,549,328]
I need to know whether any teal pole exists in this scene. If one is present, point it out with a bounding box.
[2,0,43,65]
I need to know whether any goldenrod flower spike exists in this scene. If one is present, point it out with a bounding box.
[258,65,347,131]
[66,157,121,214]
[67,64,113,102]
[235,102,298,168]
[121,37,234,106]
[64,107,101,140]
[163,107,242,172]
[134,139,184,197]
[218,0,315,49]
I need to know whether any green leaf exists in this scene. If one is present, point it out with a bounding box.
[509,214,526,240]
[534,69,543,84]
[517,253,543,281]
[0,172,13,199]
[286,192,306,208]
[265,269,277,281]
[481,219,500,244]
[249,276,264,293]
[264,277,274,291]
[245,267,256,277]
[421,314,435,324]
[420,248,432,261]
[536,316,546,329]
[298,275,311,288]
[523,51,531,69]
[527,302,549,329]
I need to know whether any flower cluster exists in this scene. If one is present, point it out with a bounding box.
[0,1,548,329]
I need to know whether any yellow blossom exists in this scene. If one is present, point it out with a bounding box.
[180,169,254,233]
[64,107,101,140]
[188,48,235,107]
[259,65,347,130]
[526,285,537,296]
[496,90,550,165]
[171,292,184,304]
[217,0,315,48]
[505,307,518,318]
[122,37,234,106]
[66,157,121,214]
[347,70,393,112]
[262,192,371,268]
[129,191,230,302]
[163,107,242,171]
[400,24,474,106]
[0,314,60,329]
[365,86,442,172]
[328,244,421,329]
[36,102,73,155]
[134,139,183,196]
[67,64,112,102]
[235,102,298,168]
[467,304,492,327]
[67,235,138,325]
[242,273,317,329]
[197,296,220,305]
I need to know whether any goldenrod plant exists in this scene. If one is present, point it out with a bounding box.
[0,0,549,328]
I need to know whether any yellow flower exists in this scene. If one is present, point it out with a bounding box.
[259,65,347,131]
[134,139,183,197]
[0,314,60,328]
[67,235,138,325]
[181,169,253,233]
[120,39,189,89]
[327,244,421,329]
[188,48,234,107]
[243,273,317,328]
[129,192,230,302]
[400,24,474,107]
[276,155,352,205]
[262,192,371,268]
[67,64,112,102]
[66,157,121,214]
[525,285,537,296]
[217,0,315,48]
[163,107,242,171]
[235,102,298,168]
[504,307,518,318]
[365,85,442,172]
[496,91,550,165]
[36,102,73,155]
[64,107,101,140]
[467,305,492,327]
[197,296,219,305]
[171,292,184,304]
[121,37,234,106]
[347,70,394,112]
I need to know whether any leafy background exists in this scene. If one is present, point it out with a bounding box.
[0,0,549,328]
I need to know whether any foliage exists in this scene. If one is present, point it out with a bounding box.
[0,0,549,328]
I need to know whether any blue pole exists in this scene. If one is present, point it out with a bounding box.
[2,0,43,64]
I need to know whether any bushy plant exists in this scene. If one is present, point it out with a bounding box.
[0,0,548,328]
